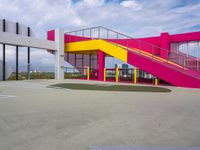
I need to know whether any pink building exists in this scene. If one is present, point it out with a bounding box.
[48,27,200,88]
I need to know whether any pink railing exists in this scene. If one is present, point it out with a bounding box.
[65,26,200,79]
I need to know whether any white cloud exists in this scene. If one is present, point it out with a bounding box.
[1,0,199,37]
[82,0,104,6]
[0,0,200,70]
[120,0,142,10]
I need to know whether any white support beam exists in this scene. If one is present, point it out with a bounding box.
[0,31,57,50]
[0,28,66,81]
[54,28,64,80]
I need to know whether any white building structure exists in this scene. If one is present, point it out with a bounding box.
[0,19,64,80]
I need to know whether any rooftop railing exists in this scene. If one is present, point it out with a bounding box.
[65,26,200,78]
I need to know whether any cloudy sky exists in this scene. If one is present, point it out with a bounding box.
[0,0,200,71]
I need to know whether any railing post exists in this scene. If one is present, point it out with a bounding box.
[133,68,137,84]
[155,77,158,86]
[115,67,119,82]
[68,32,70,42]
[87,66,90,80]
[82,29,84,37]
[75,31,77,41]
[104,68,106,81]
[90,28,92,38]
[98,27,100,39]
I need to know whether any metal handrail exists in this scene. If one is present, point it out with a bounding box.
[65,26,200,74]
[66,26,169,52]
[106,40,200,80]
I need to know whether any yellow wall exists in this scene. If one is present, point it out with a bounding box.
[65,39,128,62]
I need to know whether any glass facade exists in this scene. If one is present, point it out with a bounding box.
[170,41,200,58]
[64,52,98,79]
[170,41,200,71]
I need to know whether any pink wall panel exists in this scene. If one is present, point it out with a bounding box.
[127,51,200,88]
[170,31,200,43]
[47,30,55,41]
[64,34,91,43]
[48,29,200,87]
[160,33,170,59]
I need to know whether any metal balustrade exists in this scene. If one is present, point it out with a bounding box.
[64,67,98,80]
[65,26,200,80]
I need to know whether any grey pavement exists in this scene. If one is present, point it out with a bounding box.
[0,79,200,150]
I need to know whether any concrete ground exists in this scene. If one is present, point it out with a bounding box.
[0,79,200,150]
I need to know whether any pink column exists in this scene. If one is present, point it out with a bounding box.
[98,50,105,81]
[160,32,170,59]
[47,30,55,41]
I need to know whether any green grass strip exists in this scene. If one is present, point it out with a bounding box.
[50,83,171,93]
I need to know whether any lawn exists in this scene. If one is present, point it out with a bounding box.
[50,83,171,92]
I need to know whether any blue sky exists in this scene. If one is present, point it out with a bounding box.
[0,0,200,71]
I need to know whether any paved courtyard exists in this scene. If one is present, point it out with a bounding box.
[0,79,200,150]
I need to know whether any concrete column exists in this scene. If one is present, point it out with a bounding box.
[98,50,105,81]
[54,28,64,80]
[160,32,170,60]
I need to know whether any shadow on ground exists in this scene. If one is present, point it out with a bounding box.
[50,83,171,93]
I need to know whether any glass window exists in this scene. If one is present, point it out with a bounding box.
[83,55,89,67]
[76,54,83,59]
[188,41,198,58]
[76,58,83,68]
[68,53,75,66]
[170,43,178,53]
[178,42,188,55]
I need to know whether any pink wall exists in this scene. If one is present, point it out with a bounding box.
[47,30,55,41]
[47,30,55,53]
[47,30,200,87]
[63,31,200,60]
[64,34,91,43]
[160,32,170,59]
[127,51,200,88]
[170,31,200,43]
